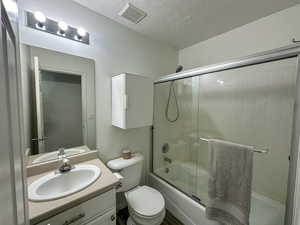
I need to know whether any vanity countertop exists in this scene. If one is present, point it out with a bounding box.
[27,157,119,224]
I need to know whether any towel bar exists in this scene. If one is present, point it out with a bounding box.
[199,137,269,154]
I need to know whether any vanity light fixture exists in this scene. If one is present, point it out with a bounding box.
[57,21,68,35]
[34,11,46,29]
[26,11,90,45]
[75,27,86,40]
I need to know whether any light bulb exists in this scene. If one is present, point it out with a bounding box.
[77,27,86,37]
[3,0,18,15]
[34,11,46,23]
[58,21,68,31]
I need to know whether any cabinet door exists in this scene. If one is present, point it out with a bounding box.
[125,74,153,129]
[85,209,116,225]
[112,74,126,129]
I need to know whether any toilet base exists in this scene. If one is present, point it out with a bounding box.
[126,209,165,225]
[127,216,136,225]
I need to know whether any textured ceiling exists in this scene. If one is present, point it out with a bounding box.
[73,0,300,49]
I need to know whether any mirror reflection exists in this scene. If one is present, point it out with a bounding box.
[21,45,96,165]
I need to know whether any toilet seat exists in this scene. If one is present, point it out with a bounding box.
[125,186,165,217]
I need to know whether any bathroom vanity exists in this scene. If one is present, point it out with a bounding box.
[27,151,119,225]
[34,190,116,225]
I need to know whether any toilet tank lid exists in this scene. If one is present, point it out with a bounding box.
[107,153,144,170]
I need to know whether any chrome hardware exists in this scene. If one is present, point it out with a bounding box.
[58,156,73,173]
[62,213,85,225]
[31,136,48,142]
[111,215,115,221]
[58,147,65,158]
[162,143,169,153]
[57,147,73,173]
[199,137,269,154]
[164,156,172,164]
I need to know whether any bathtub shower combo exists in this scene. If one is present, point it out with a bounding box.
[150,45,300,225]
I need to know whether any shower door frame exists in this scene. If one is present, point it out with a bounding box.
[151,43,300,225]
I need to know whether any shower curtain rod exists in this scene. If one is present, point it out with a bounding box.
[154,43,300,84]
[199,137,269,154]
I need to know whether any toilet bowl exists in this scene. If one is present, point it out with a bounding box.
[107,154,166,225]
[125,186,165,225]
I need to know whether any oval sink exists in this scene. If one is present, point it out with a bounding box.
[32,147,87,164]
[28,164,101,202]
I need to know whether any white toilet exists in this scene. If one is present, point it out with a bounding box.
[107,153,165,225]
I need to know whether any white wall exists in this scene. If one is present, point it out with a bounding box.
[179,4,300,69]
[19,0,178,184]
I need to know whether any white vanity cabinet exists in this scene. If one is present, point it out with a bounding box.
[35,189,116,225]
[112,73,153,129]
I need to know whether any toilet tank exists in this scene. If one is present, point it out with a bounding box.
[107,153,144,192]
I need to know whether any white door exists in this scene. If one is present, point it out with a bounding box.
[84,209,116,225]
[33,56,46,153]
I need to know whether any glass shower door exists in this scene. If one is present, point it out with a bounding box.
[153,76,200,196]
[194,57,297,225]
[152,57,297,225]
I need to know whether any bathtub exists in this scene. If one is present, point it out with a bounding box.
[149,173,218,225]
[150,161,285,225]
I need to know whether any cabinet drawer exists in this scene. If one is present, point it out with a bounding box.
[84,208,116,225]
[36,189,116,225]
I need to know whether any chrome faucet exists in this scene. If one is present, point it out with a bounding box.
[58,157,73,173]
[57,147,73,173]
[57,147,65,158]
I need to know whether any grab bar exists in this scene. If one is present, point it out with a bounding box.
[199,137,269,154]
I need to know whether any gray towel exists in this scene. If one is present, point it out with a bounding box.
[206,139,254,225]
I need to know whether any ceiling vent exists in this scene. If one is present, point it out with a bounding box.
[119,3,147,24]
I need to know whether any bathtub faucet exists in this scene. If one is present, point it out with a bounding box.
[164,156,172,164]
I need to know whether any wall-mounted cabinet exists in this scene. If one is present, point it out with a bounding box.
[112,73,153,129]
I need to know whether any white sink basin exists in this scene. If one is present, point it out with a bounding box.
[28,164,101,202]
[32,147,87,164]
